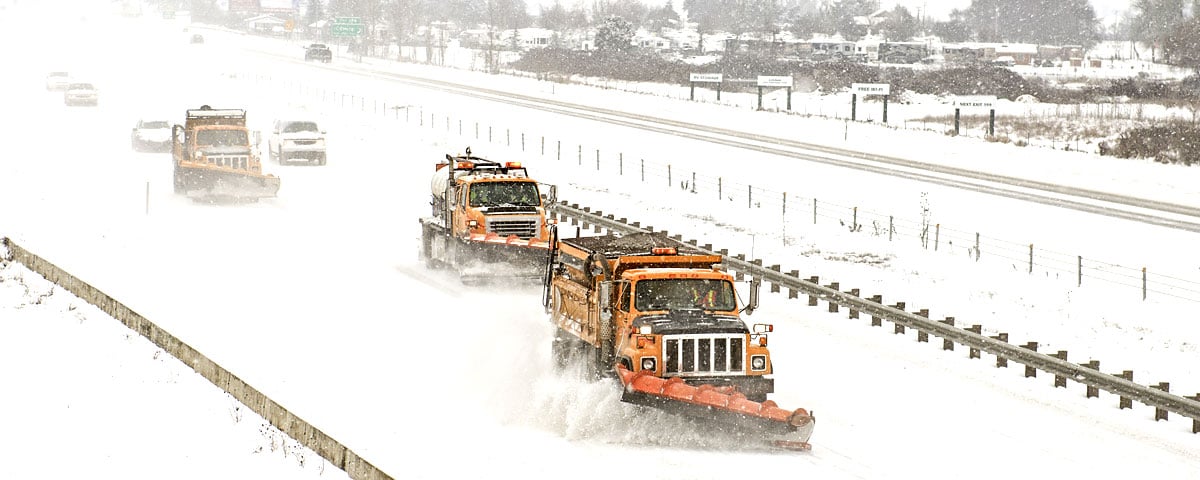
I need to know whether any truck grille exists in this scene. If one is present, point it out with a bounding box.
[664,334,744,376]
[486,217,538,238]
[207,155,250,170]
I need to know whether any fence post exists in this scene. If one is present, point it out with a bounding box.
[641,159,645,182]
[691,172,696,193]
[748,185,752,209]
[577,145,582,165]
[1029,244,1034,273]
[619,153,623,175]
[848,288,860,319]
[668,164,672,187]
[975,232,981,261]
[813,198,817,224]
[935,224,940,251]
[557,140,561,161]
[718,177,722,200]
[1142,267,1147,300]
[889,216,893,241]
[596,150,600,170]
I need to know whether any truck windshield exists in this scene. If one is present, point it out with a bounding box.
[196,129,248,147]
[634,279,736,311]
[468,181,540,207]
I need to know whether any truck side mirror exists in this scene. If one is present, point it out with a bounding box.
[743,278,760,315]
[598,281,613,321]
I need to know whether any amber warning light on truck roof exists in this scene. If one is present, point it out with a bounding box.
[651,247,677,255]
[505,161,522,168]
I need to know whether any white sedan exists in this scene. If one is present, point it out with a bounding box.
[45,71,71,91]
[64,82,99,106]
[131,119,173,152]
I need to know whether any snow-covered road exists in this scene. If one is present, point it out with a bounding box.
[3,3,1198,479]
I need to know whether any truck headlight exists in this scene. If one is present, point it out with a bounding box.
[750,355,767,371]
[640,357,657,372]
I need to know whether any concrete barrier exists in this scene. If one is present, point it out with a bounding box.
[2,237,392,480]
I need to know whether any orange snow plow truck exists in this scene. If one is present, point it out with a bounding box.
[171,106,280,202]
[543,231,815,450]
[419,148,552,283]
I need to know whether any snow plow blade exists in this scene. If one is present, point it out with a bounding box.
[459,233,550,283]
[176,167,280,202]
[616,364,815,451]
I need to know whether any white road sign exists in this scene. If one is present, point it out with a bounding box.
[953,95,998,108]
[852,83,890,95]
[757,75,794,87]
[689,73,723,83]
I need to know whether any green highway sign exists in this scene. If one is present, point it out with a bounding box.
[333,17,361,25]
[331,23,363,36]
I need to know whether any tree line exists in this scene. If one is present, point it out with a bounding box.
[170,0,1200,69]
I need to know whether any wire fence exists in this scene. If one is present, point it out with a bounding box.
[238,72,1200,304]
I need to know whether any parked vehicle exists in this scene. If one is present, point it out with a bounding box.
[190,34,204,44]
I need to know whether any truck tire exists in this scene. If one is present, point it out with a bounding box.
[551,328,574,371]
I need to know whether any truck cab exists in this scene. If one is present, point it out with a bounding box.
[546,233,774,400]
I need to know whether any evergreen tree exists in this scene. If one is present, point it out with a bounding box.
[595,15,635,53]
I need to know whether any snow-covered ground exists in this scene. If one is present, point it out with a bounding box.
[3,2,1199,479]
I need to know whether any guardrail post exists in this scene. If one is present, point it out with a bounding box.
[916,309,929,342]
[967,325,982,358]
[734,254,746,281]
[1193,395,1200,433]
[1084,361,1100,397]
[992,333,1009,367]
[1118,371,1133,409]
[892,302,906,334]
[1053,351,1068,387]
[848,288,859,319]
[869,295,883,326]
[827,283,840,313]
[767,265,781,293]
[806,275,818,305]
[787,271,800,299]
[1023,342,1038,378]
[941,317,955,350]
[1152,383,1170,420]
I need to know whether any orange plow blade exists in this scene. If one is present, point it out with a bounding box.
[616,365,815,451]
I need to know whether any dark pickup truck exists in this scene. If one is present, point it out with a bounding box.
[305,44,332,63]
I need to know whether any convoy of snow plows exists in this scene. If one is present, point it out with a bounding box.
[417,147,816,451]
[155,102,815,449]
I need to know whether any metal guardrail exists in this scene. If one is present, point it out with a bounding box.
[547,201,1200,433]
